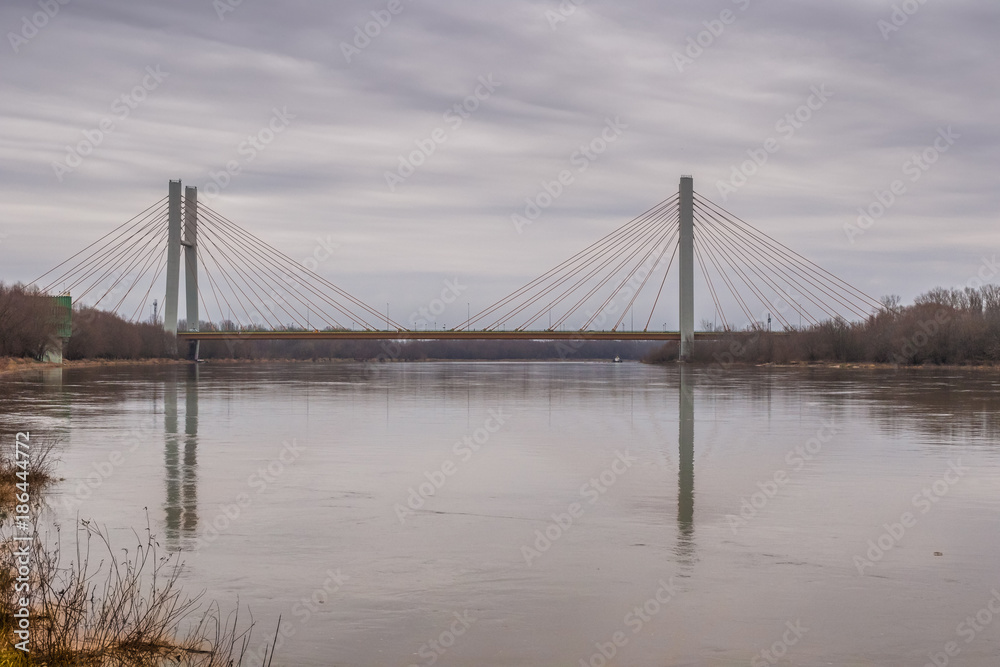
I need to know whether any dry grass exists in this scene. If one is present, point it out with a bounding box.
[0,437,275,666]
[0,436,59,522]
[2,522,265,666]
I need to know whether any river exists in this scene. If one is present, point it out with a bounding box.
[2,361,999,665]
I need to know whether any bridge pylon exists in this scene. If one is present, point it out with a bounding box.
[164,180,182,336]
[164,180,200,358]
[679,175,694,361]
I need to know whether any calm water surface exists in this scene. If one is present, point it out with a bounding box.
[2,361,1000,666]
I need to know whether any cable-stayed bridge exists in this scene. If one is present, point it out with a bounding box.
[30,177,882,359]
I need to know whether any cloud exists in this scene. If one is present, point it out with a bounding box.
[1,0,997,325]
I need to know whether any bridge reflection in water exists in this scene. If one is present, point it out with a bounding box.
[156,363,697,563]
[164,365,199,545]
[677,365,695,568]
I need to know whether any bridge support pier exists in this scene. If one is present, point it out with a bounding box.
[164,181,182,338]
[164,180,200,359]
[183,186,200,360]
[678,175,694,361]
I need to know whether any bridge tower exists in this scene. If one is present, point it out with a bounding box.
[164,180,200,357]
[164,180,182,336]
[678,175,694,361]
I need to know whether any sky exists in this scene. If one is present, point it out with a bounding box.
[1,0,997,329]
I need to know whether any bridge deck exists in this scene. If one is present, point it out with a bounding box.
[175,330,718,341]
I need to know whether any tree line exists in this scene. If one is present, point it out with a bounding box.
[0,283,173,360]
[646,285,1000,366]
[0,283,650,361]
[6,281,1000,365]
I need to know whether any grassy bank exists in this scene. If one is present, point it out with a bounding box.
[0,435,272,666]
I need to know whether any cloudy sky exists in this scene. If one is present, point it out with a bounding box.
[1,0,997,328]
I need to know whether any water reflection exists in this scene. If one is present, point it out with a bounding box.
[677,364,695,567]
[7,362,1000,665]
[164,365,199,545]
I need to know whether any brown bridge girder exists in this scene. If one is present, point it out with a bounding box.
[175,330,776,342]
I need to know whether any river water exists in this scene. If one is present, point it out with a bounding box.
[2,361,1000,666]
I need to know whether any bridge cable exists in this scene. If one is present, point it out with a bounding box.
[128,246,170,323]
[525,210,677,330]
[193,207,348,330]
[695,210,796,329]
[460,196,678,331]
[196,220,285,329]
[196,206,378,330]
[196,220,315,330]
[195,222,264,329]
[693,227,754,327]
[197,246,244,330]
[693,235,728,331]
[42,205,168,296]
[197,202,399,330]
[695,209,806,329]
[106,228,170,316]
[643,238,679,332]
[196,209,358,330]
[611,226,680,332]
[523,208,675,331]
[696,203,861,321]
[481,200,675,330]
[695,194,881,312]
[501,205,677,330]
[31,197,168,289]
[71,212,169,304]
[592,224,680,331]
[93,226,170,312]
[692,212,765,326]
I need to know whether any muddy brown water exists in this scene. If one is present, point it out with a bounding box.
[2,362,999,665]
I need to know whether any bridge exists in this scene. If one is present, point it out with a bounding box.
[31,176,881,360]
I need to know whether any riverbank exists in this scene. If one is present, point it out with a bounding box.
[0,432,267,665]
[0,356,190,378]
[732,360,1000,371]
[5,355,1000,382]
